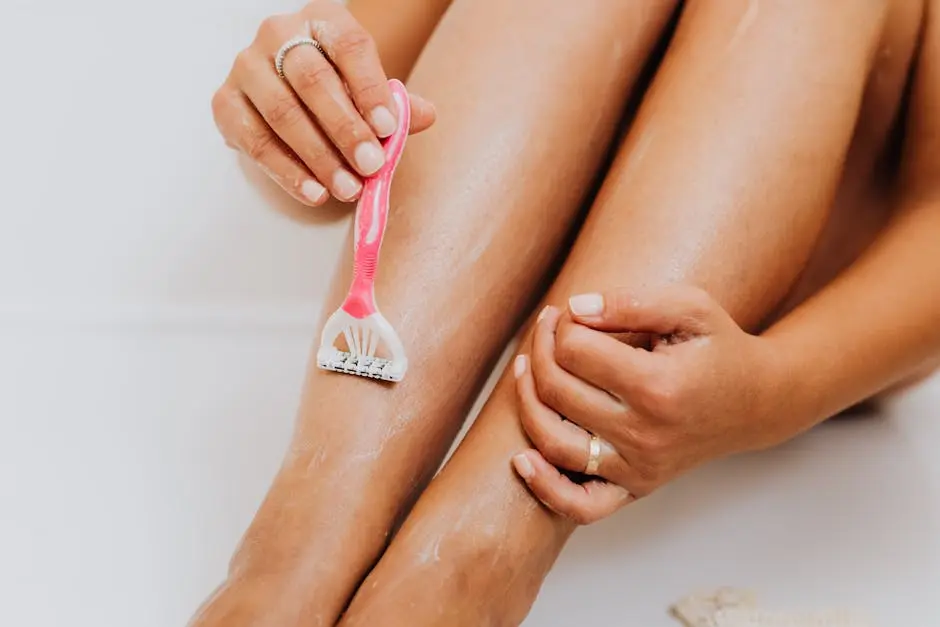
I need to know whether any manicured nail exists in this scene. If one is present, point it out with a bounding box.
[514,354,527,379]
[354,142,386,175]
[370,105,398,138]
[513,453,535,480]
[537,305,553,323]
[301,179,328,204]
[411,94,435,114]
[332,170,362,200]
[569,293,604,317]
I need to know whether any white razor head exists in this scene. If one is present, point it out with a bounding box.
[317,309,408,382]
[317,347,405,382]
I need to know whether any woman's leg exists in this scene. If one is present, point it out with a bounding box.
[191,1,680,625]
[339,1,916,625]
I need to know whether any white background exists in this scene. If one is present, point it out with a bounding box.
[1,1,938,625]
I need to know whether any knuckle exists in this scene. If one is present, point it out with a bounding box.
[257,16,274,36]
[258,14,290,38]
[351,78,387,105]
[329,115,370,146]
[633,459,662,485]
[517,398,536,428]
[233,49,254,74]
[518,406,544,443]
[265,94,305,129]
[292,61,337,93]
[642,373,682,414]
[302,144,338,175]
[538,438,567,466]
[608,290,637,315]
[308,160,340,183]
[243,128,276,161]
[553,327,580,370]
[210,92,240,149]
[210,89,231,122]
[630,433,676,486]
[638,432,671,466]
[332,25,374,58]
[533,375,564,412]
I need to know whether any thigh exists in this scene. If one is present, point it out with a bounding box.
[339,1,898,625]
[770,0,925,323]
[773,0,931,396]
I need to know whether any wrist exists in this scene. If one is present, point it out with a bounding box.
[750,332,816,450]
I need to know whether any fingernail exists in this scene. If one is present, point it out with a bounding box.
[332,170,362,200]
[513,454,535,479]
[537,305,552,323]
[569,293,604,317]
[354,142,386,175]
[370,105,398,138]
[411,95,436,120]
[412,94,435,112]
[301,179,328,204]
[513,354,527,379]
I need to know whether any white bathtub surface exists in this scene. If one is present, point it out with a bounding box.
[1,1,938,626]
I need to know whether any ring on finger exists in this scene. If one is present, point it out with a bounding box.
[584,434,601,475]
[275,36,327,79]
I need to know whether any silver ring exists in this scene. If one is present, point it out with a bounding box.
[275,36,326,79]
[584,435,601,475]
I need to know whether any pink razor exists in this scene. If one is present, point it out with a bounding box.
[316,79,410,382]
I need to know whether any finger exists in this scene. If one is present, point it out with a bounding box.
[305,2,399,138]
[567,285,717,336]
[515,354,632,485]
[408,93,437,134]
[280,43,389,177]
[514,354,596,473]
[212,88,329,207]
[512,450,631,525]
[235,52,363,201]
[553,318,661,403]
[530,307,624,434]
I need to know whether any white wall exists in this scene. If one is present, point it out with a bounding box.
[1,1,938,625]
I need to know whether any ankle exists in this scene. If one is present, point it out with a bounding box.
[342,472,573,626]
[218,470,392,621]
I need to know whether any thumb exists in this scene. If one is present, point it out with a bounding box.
[567,286,715,335]
[408,92,436,134]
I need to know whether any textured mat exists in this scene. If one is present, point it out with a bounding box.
[670,589,874,627]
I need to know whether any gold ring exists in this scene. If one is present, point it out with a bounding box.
[584,434,601,475]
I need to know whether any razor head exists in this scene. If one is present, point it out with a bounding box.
[317,309,408,383]
[317,347,405,382]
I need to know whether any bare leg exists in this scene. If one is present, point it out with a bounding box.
[191,2,679,625]
[339,1,921,625]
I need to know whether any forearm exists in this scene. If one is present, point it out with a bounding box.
[764,0,940,436]
[765,193,940,433]
[347,0,454,79]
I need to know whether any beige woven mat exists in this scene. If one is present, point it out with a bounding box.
[670,588,874,627]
